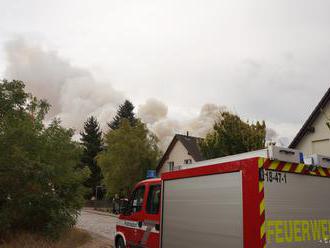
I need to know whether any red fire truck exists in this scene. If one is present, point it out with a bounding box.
[115,146,330,248]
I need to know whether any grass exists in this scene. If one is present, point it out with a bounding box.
[0,228,92,248]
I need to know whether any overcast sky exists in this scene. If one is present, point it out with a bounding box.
[1,0,330,146]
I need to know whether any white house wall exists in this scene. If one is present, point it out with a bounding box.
[296,101,330,156]
[159,141,195,175]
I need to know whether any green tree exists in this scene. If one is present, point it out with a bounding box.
[80,116,103,199]
[108,100,137,130]
[0,79,88,239]
[199,111,266,159]
[98,119,161,197]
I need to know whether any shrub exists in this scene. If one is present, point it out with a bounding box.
[0,80,88,239]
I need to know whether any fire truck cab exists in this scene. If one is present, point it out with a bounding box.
[115,178,161,248]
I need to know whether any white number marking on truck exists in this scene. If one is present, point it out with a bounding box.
[265,170,287,183]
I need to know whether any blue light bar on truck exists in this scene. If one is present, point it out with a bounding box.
[146,170,157,179]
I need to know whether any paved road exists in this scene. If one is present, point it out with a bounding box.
[77,209,117,242]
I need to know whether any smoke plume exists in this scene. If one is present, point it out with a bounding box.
[4,38,282,149]
[4,38,124,130]
[138,98,168,124]
[138,99,283,150]
[138,100,226,150]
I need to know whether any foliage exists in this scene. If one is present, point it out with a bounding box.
[80,116,103,199]
[98,119,161,197]
[0,79,88,239]
[108,100,137,130]
[199,111,266,159]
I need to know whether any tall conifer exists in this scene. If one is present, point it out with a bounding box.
[80,116,103,198]
[108,100,137,130]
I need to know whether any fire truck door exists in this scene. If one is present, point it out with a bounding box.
[142,184,161,248]
[127,185,146,247]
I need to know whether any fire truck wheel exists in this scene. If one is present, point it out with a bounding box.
[115,236,125,248]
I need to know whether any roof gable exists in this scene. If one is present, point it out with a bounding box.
[176,134,204,161]
[156,134,204,172]
[289,87,330,148]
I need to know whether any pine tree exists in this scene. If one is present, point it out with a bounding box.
[108,100,137,130]
[80,116,103,199]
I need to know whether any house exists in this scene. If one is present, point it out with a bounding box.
[156,133,204,175]
[289,87,330,156]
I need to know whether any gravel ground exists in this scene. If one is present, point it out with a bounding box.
[76,209,117,247]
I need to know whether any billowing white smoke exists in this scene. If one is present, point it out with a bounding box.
[138,99,282,150]
[186,104,227,138]
[138,100,226,150]
[4,38,281,149]
[4,38,124,130]
[3,38,225,147]
[138,98,168,124]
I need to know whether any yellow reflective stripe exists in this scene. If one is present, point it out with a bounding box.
[318,167,326,177]
[258,157,264,168]
[295,164,305,173]
[259,181,264,193]
[269,160,280,170]
[260,222,265,238]
[260,199,265,215]
[282,163,292,172]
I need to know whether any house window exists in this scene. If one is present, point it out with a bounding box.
[184,159,192,164]
[168,161,174,171]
